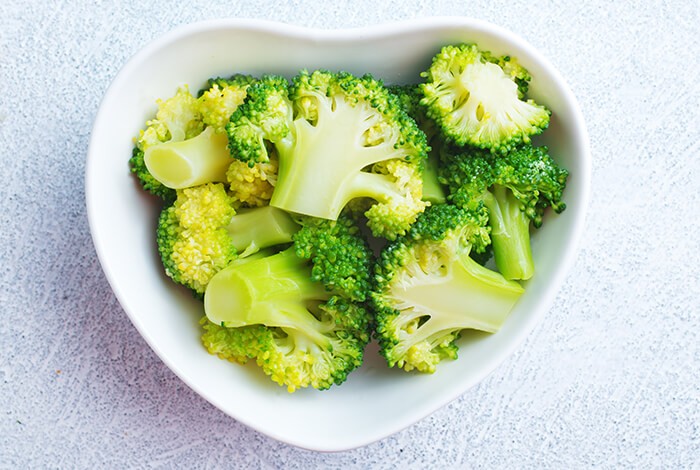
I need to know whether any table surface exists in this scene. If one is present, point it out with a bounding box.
[1,1,698,468]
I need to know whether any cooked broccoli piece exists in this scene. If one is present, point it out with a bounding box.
[130,85,204,200]
[372,204,524,373]
[440,144,568,280]
[132,77,279,201]
[225,156,278,207]
[389,84,446,204]
[197,75,257,134]
[226,71,429,240]
[481,51,531,98]
[144,126,232,189]
[420,43,550,154]
[156,182,299,295]
[203,214,374,392]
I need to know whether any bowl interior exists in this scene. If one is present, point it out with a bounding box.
[86,18,589,451]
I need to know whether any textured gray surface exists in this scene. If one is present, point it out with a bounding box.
[1,1,699,468]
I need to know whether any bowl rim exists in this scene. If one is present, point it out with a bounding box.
[86,16,591,452]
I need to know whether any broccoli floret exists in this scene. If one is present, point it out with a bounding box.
[197,75,257,134]
[481,52,531,98]
[420,44,550,154]
[203,214,374,392]
[226,71,429,240]
[130,85,204,200]
[225,156,278,207]
[372,204,524,373]
[133,77,279,197]
[440,144,569,280]
[389,84,447,204]
[156,182,299,295]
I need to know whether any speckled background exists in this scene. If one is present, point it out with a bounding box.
[1,1,698,468]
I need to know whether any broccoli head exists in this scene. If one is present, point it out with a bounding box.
[372,204,524,373]
[420,43,550,154]
[226,71,429,240]
[156,182,299,295]
[440,143,569,280]
[130,85,204,200]
[132,76,279,201]
[202,214,374,392]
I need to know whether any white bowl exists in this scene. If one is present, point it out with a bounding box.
[86,17,590,451]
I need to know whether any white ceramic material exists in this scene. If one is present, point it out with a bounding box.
[86,17,590,452]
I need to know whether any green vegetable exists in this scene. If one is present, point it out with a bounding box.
[129,41,571,391]
[439,143,568,280]
[420,43,550,154]
[202,214,374,391]
[156,182,299,295]
[226,71,429,240]
[372,204,524,373]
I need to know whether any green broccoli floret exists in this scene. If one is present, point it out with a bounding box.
[389,84,446,204]
[372,204,524,373]
[156,182,299,295]
[420,43,550,154]
[197,75,257,134]
[440,144,569,280]
[226,71,429,240]
[130,85,204,200]
[202,214,374,392]
[481,51,531,98]
[133,77,279,198]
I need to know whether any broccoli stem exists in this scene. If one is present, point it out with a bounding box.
[421,152,446,204]
[483,185,534,280]
[204,247,332,344]
[226,206,299,257]
[144,127,230,189]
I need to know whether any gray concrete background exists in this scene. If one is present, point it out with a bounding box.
[1,1,698,468]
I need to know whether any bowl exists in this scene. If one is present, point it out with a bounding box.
[86,17,590,451]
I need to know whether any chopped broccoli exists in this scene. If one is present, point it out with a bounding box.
[132,77,279,202]
[226,71,429,240]
[420,43,550,154]
[130,85,204,200]
[203,214,374,391]
[156,182,299,295]
[144,126,232,189]
[372,204,524,373]
[389,84,447,204]
[225,156,278,207]
[439,143,569,280]
[197,75,257,134]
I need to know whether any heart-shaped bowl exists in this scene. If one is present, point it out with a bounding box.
[86,17,590,451]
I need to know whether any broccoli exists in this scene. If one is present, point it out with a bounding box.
[226,71,429,240]
[439,143,568,280]
[202,214,374,391]
[372,204,524,373]
[156,182,299,295]
[420,43,550,154]
[129,85,204,200]
[388,84,447,204]
[131,76,279,204]
[197,75,257,134]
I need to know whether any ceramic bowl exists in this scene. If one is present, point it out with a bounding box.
[86,17,590,451]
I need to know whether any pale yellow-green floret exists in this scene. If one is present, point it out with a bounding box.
[364,159,429,240]
[226,156,279,207]
[137,85,204,151]
[169,183,237,294]
[198,82,250,134]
